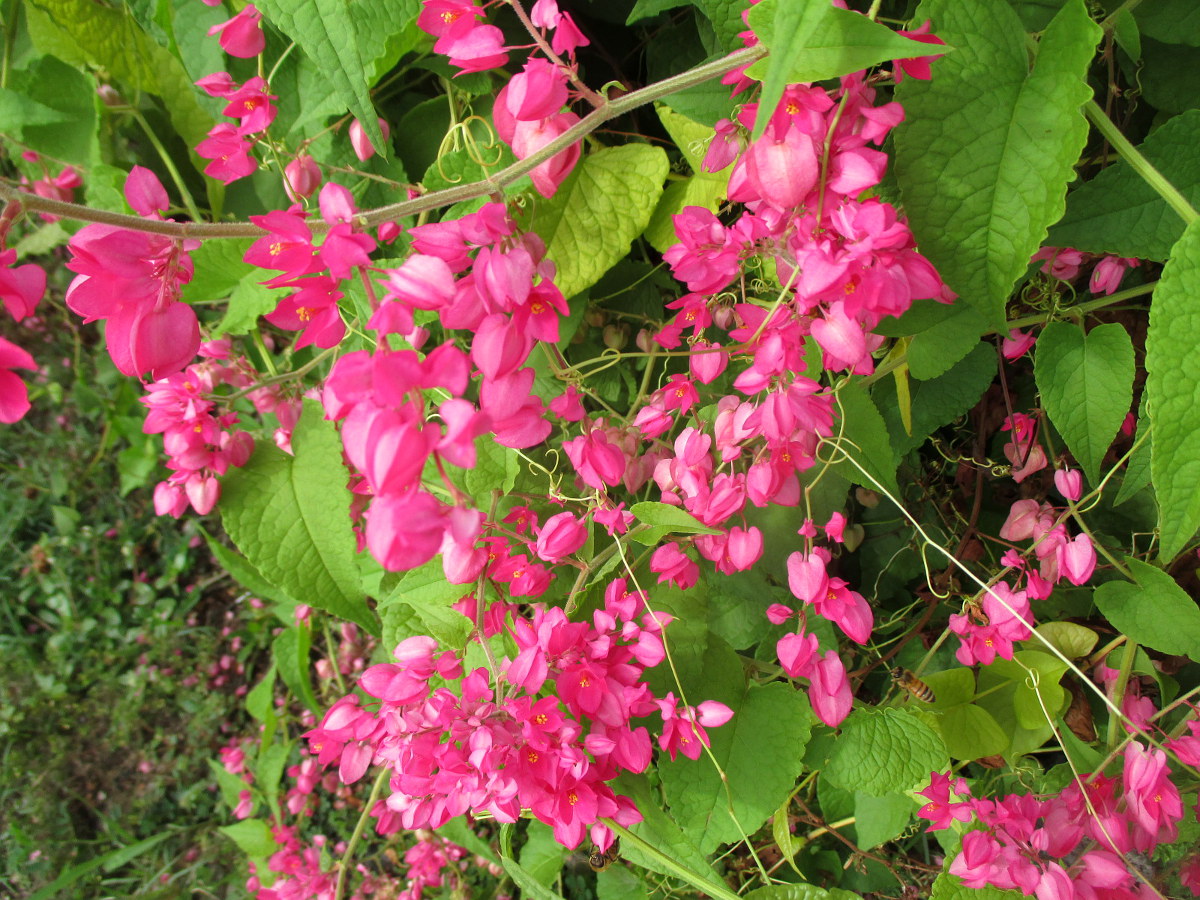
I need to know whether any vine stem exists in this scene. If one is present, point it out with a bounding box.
[1084,99,1199,226]
[333,767,389,900]
[0,46,764,239]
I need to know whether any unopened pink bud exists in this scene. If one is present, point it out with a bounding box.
[284,155,321,199]
[349,117,391,162]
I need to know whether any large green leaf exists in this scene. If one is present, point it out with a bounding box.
[746,0,946,139]
[659,682,813,854]
[1049,110,1200,260]
[823,707,947,797]
[895,0,1100,327]
[1093,558,1200,655]
[0,56,97,166]
[939,703,1010,761]
[528,145,669,300]
[1136,0,1200,46]
[1034,322,1135,485]
[1146,218,1200,558]
[25,0,213,160]
[220,402,378,634]
[255,0,420,155]
[930,873,1024,900]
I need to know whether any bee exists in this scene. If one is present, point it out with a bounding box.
[588,838,620,873]
[891,667,936,703]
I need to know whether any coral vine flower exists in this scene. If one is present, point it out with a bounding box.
[208,3,266,58]
[0,337,36,424]
[0,248,46,322]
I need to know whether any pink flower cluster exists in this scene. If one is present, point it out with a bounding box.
[307,582,732,850]
[768,517,866,727]
[418,0,587,196]
[195,71,277,184]
[248,184,377,349]
[1032,247,1141,296]
[318,200,566,575]
[918,741,1187,899]
[141,338,300,516]
[396,831,469,900]
[65,167,201,379]
[18,153,81,222]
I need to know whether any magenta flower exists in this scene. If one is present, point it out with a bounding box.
[808,651,853,727]
[349,117,391,161]
[534,512,588,563]
[914,771,974,831]
[1123,742,1183,849]
[208,3,266,58]
[196,123,256,183]
[0,248,46,322]
[0,336,36,424]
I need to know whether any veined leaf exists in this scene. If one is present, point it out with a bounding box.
[528,145,669,300]
[1146,218,1200,558]
[1034,322,1135,486]
[1094,558,1200,655]
[895,0,1100,327]
[220,401,378,634]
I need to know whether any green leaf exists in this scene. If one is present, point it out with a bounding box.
[694,0,749,51]
[876,341,997,462]
[219,818,279,859]
[980,651,1069,731]
[906,306,989,380]
[895,0,1100,327]
[256,739,291,813]
[659,682,813,854]
[629,501,723,545]
[656,105,715,172]
[1049,110,1200,260]
[464,436,520,502]
[1115,408,1152,506]
[1146,218,1200,557]
[528,144,669,300]
[823,708,947,797]
[939,703,1010,761]
[273,626,319,714]
[853,791,913,850]
[25,0,213,160]
[435,818,499,866]
[832,383,899,496]
[208,758,249,810]
[615,772,727,890]
[743,885,861,900]
[0,55,97,166]
[1034,322,1135,485]
[246,666,276,723]
[205,535,298,609]
[626,0,689,25]
[1136,0,1200,46]
[500,854,568,900]
[518,822,566,888]
[377,557,473,650]
[1093,558,1200,655]
[596,866,649,900]
[930,873,1024,900]
[255,0,418,156]
[220,402,378,634]
[746,0,946,139]
[1032,621,1097,660]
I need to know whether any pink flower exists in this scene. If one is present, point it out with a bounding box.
[1001,328,1036,359]
[808,651,853,727]
[915,771,973,831]
[0,249,47,322]
[284,155,321,200]
[208,4,265,58]
[504,58,568,122]
[1056,533,1096,586]
[1089,255,1139,296]
[649,542,698,590]
[892,21,947,81]
[1054,467,1082,502]
[196,123,256,183]
[510,111,581,198]
[1123,742,1183,848]
[534,511,588,563]
[349,117,391,162]
[0,336,36,424]
[777,630,818,679]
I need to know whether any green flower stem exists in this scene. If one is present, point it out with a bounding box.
[333,767,389,900]
[601,819,743,900]
[0,46,764,239]
[1085,99,1199,226]
[1104,640,1139,751]
[129,108,203,222]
